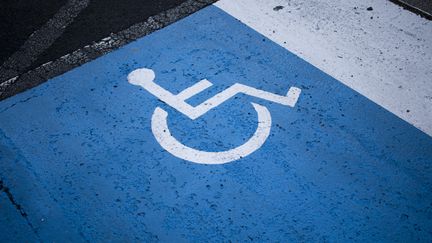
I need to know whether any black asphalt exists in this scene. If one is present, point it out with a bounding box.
[0,0,67,64]
[390,0,432,19]
[32,0,189,70]
[1,0,188,74]
[0,0,216,100]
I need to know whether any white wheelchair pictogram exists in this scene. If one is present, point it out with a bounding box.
[128,68,301,165]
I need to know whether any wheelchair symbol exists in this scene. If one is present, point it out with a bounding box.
[128,68,301,164]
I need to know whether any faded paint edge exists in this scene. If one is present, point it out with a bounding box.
[388,0,432,20]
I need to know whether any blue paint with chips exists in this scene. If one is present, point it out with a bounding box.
[0,6,431,242]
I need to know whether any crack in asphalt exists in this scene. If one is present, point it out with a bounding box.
[0,180,42,241]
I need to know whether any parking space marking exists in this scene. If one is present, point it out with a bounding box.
[0,3,431,242]
[216,0,432,136]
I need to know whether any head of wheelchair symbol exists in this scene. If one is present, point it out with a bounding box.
[128,68,301,165]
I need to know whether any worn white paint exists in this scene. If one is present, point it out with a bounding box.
[128,68,301,120]
[151,103,271,164]
[128,67,301,164]
[215,0,432,136]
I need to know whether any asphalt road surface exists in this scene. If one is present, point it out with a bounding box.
[392,0,432,18]
[0,0,189,70]
[0,0,213,100]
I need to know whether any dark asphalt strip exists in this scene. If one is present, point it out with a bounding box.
[0,0,217,101]
[0,0,67,64]
[389,0,432,20]
[31,0,189,70]
[0,0,90,82]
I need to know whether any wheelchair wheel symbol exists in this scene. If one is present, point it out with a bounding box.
[128,68,301,165]
[151,102,271,164]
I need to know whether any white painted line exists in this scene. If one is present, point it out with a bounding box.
[151,102,272,164]
[176,79,213,100]
[128,68,301,120]
[0,0,90,82]
[215,0,432,136]
[0,0,218,100]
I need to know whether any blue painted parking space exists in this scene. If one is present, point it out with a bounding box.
[1,5,431,242]
[0,192,38,242]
